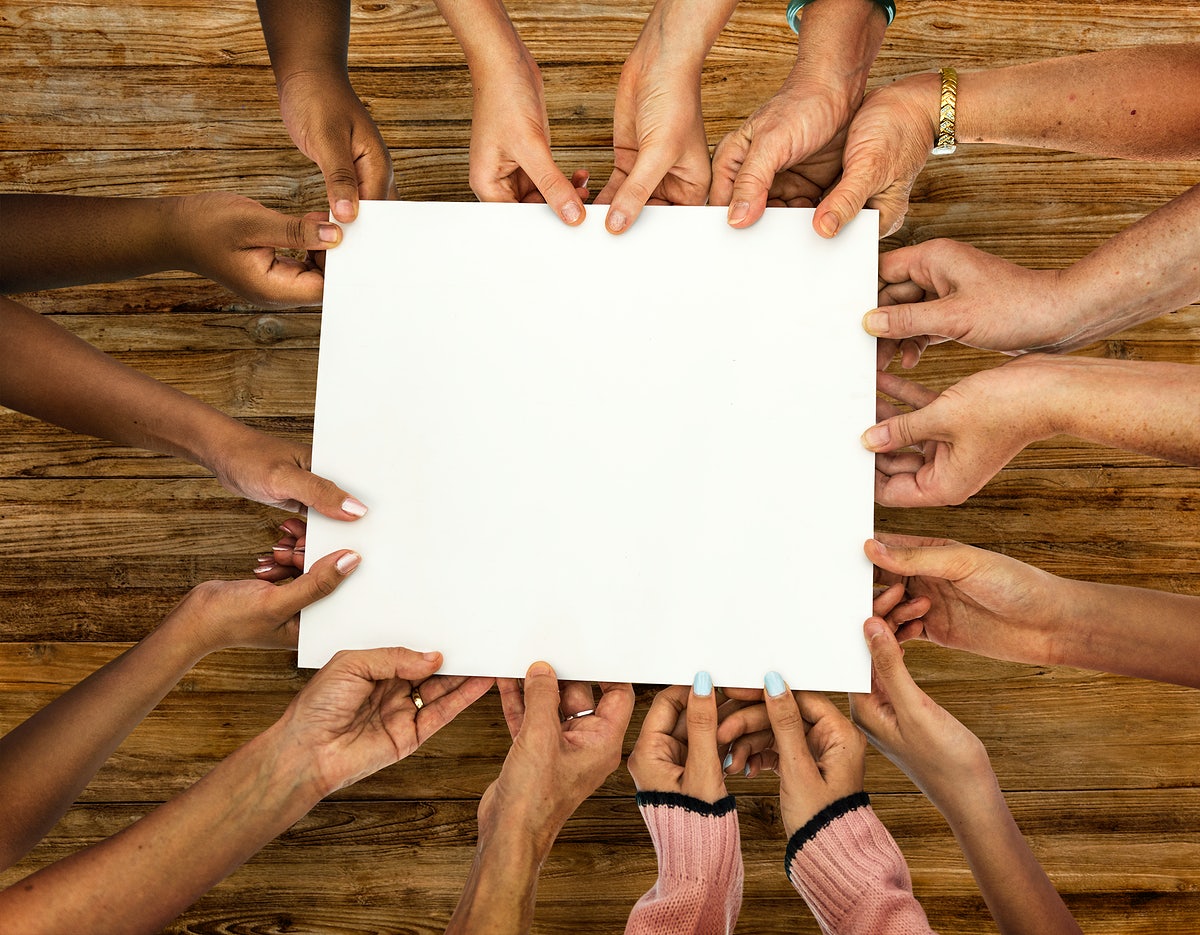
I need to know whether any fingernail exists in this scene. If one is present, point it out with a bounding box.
[529,660,554,676]
[693,670,713,697]
[607,209,627,234]
[722,752,734,771]
[863,310,889,336]
[254,563,276,574]
[335,551,361,574]
[293,545,305,553]
[335,199,354,221]
[764,671,787,697]
[561,201,582,224]
[818,213,840,237]
[743,764,752,777]
[257,553,275,563]
[318,224,339,244]
[341,496,368,517]
[861,424,891,451]
[728,201,749,225]
[272,545,291,553]
[422,650,441,662]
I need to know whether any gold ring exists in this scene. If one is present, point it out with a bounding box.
[411,687,425,710]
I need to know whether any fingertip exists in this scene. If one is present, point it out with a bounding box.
[816,210,841,238]
[692,670,714,698]
[863,617,889,644]
[863,310,889,337]
[764,670,787,698]
[421,650,443,664]
[861,423,891,451]
[727,201,750,227]
[333,198,356,223]
[527,660,554,678]
[606,207,628,235]
[560,200,585,226]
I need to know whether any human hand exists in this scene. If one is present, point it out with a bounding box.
[849,618,992,811]
[162,547,360,655]
[870,239,1078,370]
[479,662,635,855]
[253,517,308,582]
[206,424,368,522]
[816,72,940,238]
[276,73,395,223]
[595,49,710,234]
[467,48,588,225]
[627,674,730,803]
[710,77,852,231]
[170,192,340,308]
[864,360,1056,507]
[866,534,1071,668]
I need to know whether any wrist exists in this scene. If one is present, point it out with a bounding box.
[789,0,888,108]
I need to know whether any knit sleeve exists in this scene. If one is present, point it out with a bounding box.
[785,793,936,935]
[624,792,744,935]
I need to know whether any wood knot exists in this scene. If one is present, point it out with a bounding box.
[250,315,286,344]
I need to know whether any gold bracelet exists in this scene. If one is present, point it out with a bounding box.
[931,66,958,155]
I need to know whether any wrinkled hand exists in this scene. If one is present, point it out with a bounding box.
[479,662,634,852]
[870,239,1078,370]
[279,647,492,796]
[864,360,1055,507]
[866,534,1071,667]
[165,547,359,654]
[277,73,396,223]
[817,73,940,239]
[849,618,991,809]
[710,77,851,231]
[627,675,730,803]
[170,192,340,308]
[468,51,588,225]
[207,425,368,521]
[596,55,710,234]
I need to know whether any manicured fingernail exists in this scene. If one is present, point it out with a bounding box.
[335,199,354,221]
[257,553,274,563]
[861,424,890,450]
[744,764,752,777]
[341,496,368,517]
[693,670,713,697]
[292,545,305,553]
[607,209,627,234]
[764,671,787,697]
[728,201,749,225]
[863,310,889,336]
[335,551,361,574]
[318,224,339,243]
[561,201,582,224]
[818,213,840,237]
[722,752,734,771]
[272,545,291,553]
[254,563,276,574]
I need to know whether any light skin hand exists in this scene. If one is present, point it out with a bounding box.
[864,360,1057,507]
[627,675,730,803]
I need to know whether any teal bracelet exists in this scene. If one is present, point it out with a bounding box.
[786,0,896,33]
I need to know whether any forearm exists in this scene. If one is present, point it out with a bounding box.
[0,296,255,473]
[790,0,888,106]
[0,617,212,869]
[936,773,1081,935]
[956,43,1200,159]
[0,723,326,934]
[1,195,196,294]
[628,0,740,76]
[445,816,552,935]
[257,0,350,83]
[433,0,531,74]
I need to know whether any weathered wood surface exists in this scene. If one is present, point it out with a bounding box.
[4,0,1200,932]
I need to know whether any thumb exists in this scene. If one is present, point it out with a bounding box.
[604,148,674,234]
[274,462,368,521]
[722,139,780,229]
[246,204,342,252]
[521,660,563,733]
[517,144,586,226]
[275,548,361,618]
[813,145,890,238]
[863,297,964,344]
[864,537,973,583]
[313,144,363,223]
[860,405,939,453]
[325,645,443,684]
[682,672,721,791]
[862,617,920,706]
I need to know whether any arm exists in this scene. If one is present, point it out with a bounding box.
[710,0,888,232]
[0,645,489,934]
[0,550,358,870]
[850,619,1082,935]
[594,0,739,234]
[0,295,365,519]
[623,675,744,934]
[865,356,1200,507]
[822,42,1200,236]
[867,534,1200,689]
[446,663,635,934]
[431,0,588,226]
[1,193,337,306]
[256,0,395,222]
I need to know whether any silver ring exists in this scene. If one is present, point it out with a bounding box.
[563,708,595,721]
[411,687,425,710]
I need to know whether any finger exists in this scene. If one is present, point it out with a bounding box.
[872,581,908,618]
[594,681,636,731]
[270,549,361,618]
[561,680,597,720]
[876,370,940,409]
[722,139,780,229]
[724,726,775,776]
[864,537,973,584]
[874,450,928,477]
[414,675,494,747]
[326,645,443,685]
[354,136,396,202]
[313,142,365,223]
[813,150,890,239]
[604,148,677,234]
[497,677,526,740]
[641,684,690,739]
[861,618,923,710]
[708,130,746,208]
[795,691,863,791]
[714,699,771,747]
[681,671,725,800]
[745,748,780,779]
[763,673,822,784]
[517,145,586,226]
[275,462,369,522]
[521,660,564,733]
[860,405,941,454]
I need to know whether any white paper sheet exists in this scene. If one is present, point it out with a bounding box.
[300,201,876,691]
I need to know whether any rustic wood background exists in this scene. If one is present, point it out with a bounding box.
[2,0,1199,931]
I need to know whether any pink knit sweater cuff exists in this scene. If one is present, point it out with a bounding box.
[786,797,935,935]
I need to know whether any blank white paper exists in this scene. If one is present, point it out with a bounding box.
[300,201,876,691]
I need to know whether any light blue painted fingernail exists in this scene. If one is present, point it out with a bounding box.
[744,764,752,777]
[693,670,713,697]
[722,752,734,771]
[764,671,787,698]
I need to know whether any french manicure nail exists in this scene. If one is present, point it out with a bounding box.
[863,310,889,336]
[561,201,582,224]
[728,201,749,225]
[861,424,891,451]
[764,671,787,697]
[335,551,361,574]
[254,563,276,574]
[318,224,339,243]
[693,670,713,697]
[341,496,368,517]
[607,209,627,234]
[722,752,734,771]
